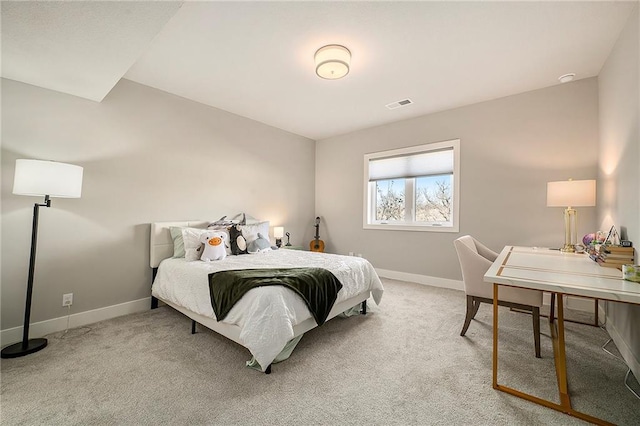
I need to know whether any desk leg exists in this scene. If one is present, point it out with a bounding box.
[548,293,599,327]
[551,293,571,408]
[493,283,499,389]
[493,288,614,426]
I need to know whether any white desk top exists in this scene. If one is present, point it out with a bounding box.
[484,246,640,304]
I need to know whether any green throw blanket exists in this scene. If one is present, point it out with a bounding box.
[208,268,343,326]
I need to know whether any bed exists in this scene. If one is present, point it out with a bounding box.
[149,221,384,373]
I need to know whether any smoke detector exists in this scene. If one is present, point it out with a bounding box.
[558,73,576,83]
[385,99,413,110]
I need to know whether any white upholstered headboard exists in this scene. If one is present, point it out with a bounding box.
[150,221,208,268]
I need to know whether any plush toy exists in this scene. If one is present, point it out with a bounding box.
[247,233,272,254]
[200,231,227,261]
[229,224,248,255]
[208,216,238,227]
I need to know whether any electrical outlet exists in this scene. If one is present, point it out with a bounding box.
[62,293,73,307]
[348,251,354,256]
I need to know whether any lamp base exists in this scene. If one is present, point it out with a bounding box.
[560,244,576,253]
[1,338,47,359]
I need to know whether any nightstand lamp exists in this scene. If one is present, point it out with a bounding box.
[1,159,83,359]
[274,227,284,248]
[547,179,596,253]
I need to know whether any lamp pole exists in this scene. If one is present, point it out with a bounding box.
[1,195,51,358]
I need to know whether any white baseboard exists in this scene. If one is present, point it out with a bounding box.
[376,269,599,314]
[544,293,604,315]
[376,268,464,291]
[1,297,151,348]
[606,319,640,385]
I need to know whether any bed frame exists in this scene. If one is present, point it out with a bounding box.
[149,221,369,373]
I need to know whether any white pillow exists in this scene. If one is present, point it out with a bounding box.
[239,221,270,245]
[182,228,208,261]
[170,226,207,258]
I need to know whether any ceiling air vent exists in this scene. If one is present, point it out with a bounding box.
[385,99,413,110]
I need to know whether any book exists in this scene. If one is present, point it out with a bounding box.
[601,258,634,265]
[588,253,602,262]
[589,250,633,268]
[598,262,623,270]
[600,253,633,260]
[604,245,634,254]
[600,249,633,257]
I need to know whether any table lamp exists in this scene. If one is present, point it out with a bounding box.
[274,226,284,248]
[546,179,596,253]
[1,159,83,359]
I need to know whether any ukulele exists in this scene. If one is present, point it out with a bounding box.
[309,216,325,252]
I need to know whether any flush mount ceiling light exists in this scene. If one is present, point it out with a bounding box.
[558,73,576,83]
[314,44,351,80]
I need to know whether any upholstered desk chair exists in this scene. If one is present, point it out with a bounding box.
[454,235,542,358]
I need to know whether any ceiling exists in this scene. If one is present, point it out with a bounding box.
[2,1,636,140]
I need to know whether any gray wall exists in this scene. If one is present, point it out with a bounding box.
[598,5,640,378]
[316,78,599,280]
[1,78,316,329]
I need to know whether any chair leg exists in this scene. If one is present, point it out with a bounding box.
[471,298,481,319]
[460,295,477,336]
[532,306,541,358]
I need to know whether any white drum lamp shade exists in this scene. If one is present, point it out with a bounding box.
[273,227,284,239]
[13,159,83,198]
[546,179,596,207]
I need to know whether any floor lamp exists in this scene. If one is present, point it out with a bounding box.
[546,179,596,253]
[1,159,83,359]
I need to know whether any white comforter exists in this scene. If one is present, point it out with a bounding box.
[151,250,384,370]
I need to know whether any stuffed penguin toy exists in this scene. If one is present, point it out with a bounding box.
[229,224,248,255]
[200,231,227,261]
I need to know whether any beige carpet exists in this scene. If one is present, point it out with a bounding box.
[1,279,639,425]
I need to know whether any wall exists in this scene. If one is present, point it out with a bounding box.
[316,78,599,282]
[598,5,640,380]
[1,78,316,336]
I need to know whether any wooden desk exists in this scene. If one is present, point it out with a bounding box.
[484,246,640,425]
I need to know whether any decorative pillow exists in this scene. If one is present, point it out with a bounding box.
[170,226,208,259]
[182,228,208,261]
[209,216,237,227]
[239,221,270,246]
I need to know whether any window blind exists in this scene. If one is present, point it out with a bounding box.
[368,148,453,181]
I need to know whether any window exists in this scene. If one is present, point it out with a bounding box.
[363,139,460,232]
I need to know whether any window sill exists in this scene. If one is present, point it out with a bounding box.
[363,223,459,233]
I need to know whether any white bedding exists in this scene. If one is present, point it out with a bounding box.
[151,249,383,370]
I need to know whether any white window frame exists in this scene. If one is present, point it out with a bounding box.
[363,139,460,232]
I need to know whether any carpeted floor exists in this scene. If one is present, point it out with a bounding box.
[1,279,639,425]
